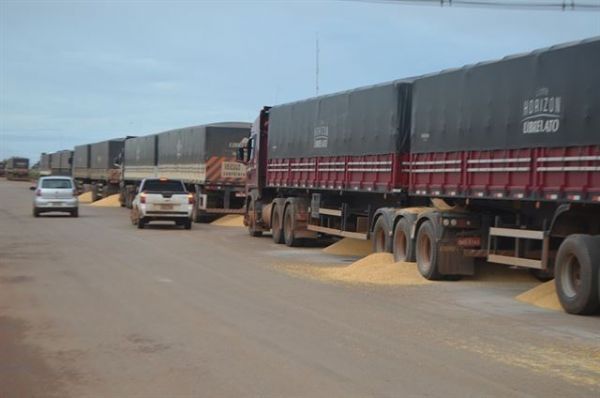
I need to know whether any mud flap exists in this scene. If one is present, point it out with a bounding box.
[438,242,475,276]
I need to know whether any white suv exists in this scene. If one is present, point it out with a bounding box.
[32,176,79,217]
[131,178,193,229]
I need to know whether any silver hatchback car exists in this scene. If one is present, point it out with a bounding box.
[32,176,79,217]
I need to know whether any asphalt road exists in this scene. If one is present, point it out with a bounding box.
[1,179,599,398]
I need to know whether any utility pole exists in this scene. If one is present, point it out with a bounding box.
[315,32,320,96]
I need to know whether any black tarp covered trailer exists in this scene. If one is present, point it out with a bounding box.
[267,80,412,160]
[410,37,600,153]
[73,144,91,179]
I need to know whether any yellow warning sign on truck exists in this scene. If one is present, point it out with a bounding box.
[221,161,246,179]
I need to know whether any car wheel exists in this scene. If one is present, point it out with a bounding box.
[71,208,79,218]
[184,220,192,230]
[137,216,146,229]
[33,208,40,218]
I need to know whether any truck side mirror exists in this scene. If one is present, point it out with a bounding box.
[246,138,253,162]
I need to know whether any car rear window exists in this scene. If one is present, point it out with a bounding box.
[142,180,186,192]
[41,179,73,189]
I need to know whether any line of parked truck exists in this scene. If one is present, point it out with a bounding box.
[1,157,30,180]
[6,37,600,315]
[31,122,251,221]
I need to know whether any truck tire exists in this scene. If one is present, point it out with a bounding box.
[91,184,99,202]
[127,189,135,209]
[192,200,200,223]
[283,205,302,247]
[71,208,79,218]
[271,205,284,244]
[372,217,391,253]
[554,234,600,315]
[184,219,192,230]
[415,220,443,280]
[529,268,554,282]
[248,198,262,237]
[393,217,415,262]
[137,216,146,229]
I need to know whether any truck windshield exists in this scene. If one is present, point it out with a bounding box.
[143,180,186,192]
[41,179,72,189]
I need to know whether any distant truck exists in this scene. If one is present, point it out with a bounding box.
[39,153,52,176]
[51,150,73,176]
[130,178,193,229]
[73,139,126,201]
[40,150,73,176]
[120,122,251,222]
[237,38,600,315]
[5,157,30,180]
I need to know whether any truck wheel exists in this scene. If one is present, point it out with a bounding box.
[184,220,192,230]
[248,199,262,237]
[126,190,135,209]
[91,184,99,202]
[191,201,200,223]
[71,208,79,218]
[393,217,415,262]
[415,220,443,280]
[529,268,554,282]
[271,205,284,244]
[554,234,600,315]
[283,205,302,247]
[137,217,146,229]
[372,217,391,253]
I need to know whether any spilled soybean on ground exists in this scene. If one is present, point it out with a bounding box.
[89,194,121,207]
[210,215,245,227]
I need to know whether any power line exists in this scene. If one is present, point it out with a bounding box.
[346,0,600,11]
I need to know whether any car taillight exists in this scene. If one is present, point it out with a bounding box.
[36,189,41,196]
[188,194,194,204]
[140,193,146,204]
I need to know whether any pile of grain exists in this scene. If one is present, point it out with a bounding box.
[516,280,562,311]
[78,191,93,203]
[210,214,245,227]
[89,194,121,207]
[281,253,431,286]
[323,238,372,257]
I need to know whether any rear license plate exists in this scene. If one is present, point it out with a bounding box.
[159,204,174,210]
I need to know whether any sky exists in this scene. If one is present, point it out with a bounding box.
[1,0,599,162]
